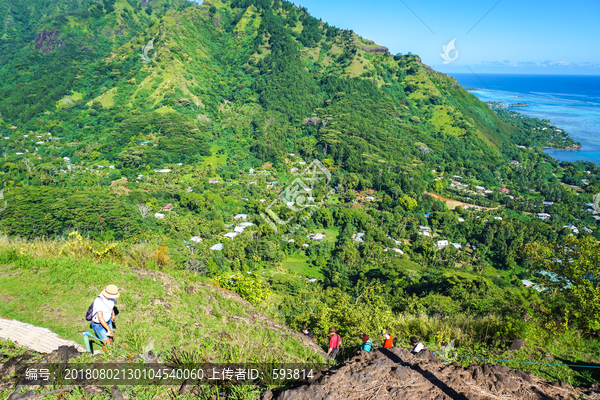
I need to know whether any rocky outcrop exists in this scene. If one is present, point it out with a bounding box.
[361,45,389,53]
[275,347,597,400]
[34,29,63,54]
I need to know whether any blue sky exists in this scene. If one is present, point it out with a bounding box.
[268,0,600,75]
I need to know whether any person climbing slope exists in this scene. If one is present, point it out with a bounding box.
[410,336,426,353]
[90,284,120,352]
[302,326,315,340]
[327,327,342,359]
[381,329,393,348]
[360,334,372,352]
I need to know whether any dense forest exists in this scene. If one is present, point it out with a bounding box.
[0,0,599,387]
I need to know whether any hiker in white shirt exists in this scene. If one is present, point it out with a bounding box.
[90,284,120,352]
[410,336,425,353]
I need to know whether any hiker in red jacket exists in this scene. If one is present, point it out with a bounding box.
[327,327,342,359]
[381,329,394,348]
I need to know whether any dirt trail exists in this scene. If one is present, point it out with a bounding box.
[273,348,599,400]
[0,317,84,354]
[426,192,501,211]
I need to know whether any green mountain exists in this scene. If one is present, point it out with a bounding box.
[0,0,535,178]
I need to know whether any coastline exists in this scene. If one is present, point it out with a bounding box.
[448,74,600,164]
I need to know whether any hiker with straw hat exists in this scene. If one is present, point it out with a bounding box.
[90,284,120,352]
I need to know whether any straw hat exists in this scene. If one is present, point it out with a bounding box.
[101,284,120,299]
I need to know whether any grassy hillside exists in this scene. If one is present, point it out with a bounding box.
[0,237,324,365]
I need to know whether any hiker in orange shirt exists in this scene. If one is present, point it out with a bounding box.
[381,329,393,348]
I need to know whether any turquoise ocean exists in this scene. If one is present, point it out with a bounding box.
[448,73,600,164]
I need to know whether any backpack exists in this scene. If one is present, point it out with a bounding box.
[85,297,100,321]
[361,338,372,351]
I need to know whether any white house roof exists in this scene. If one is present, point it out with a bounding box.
[352,232,365,242]
[154,213,165,219]
[239,222,254,228]
[210,244,223,251]
[521,279,535,287]
[234,214,248,220]
[234,226,245,233]
[386,248,404,254]
[312,233,325,240]
[190,236,202,243]
[224,232,239,239]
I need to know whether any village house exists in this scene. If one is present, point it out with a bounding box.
[451,243,462,250]
[223,232,239,239]
[436,240,449,249]
[161,204,172,211]
[499,188,510,194]
[510,160,520,165]
[234,214,248,220]
[352,233,365,243]
[537,213,551,219]
[385,248,404,254]
[310,233,326,242]
[154,213,165,219]
[190,236,202,243]
[210,244,223,251]
[564,224,579,234]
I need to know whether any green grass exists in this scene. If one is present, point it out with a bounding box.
[281,251,323,279]
[201,145,228,168]
[319,227,340,243]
